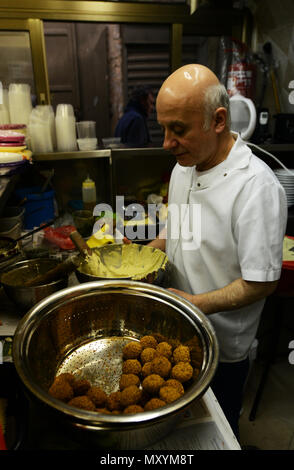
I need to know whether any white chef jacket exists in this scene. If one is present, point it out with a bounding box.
[166,133,287,362]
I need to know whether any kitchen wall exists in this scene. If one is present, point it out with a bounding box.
[252,0,294,116]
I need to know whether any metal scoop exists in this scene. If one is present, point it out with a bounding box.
[23,230,92,287]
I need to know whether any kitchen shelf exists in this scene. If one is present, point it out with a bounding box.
[33,147,168,162]
[33,149,111,161]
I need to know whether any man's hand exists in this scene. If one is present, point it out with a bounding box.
[168,288,194,304]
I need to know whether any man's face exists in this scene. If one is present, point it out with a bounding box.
[157,97,217,170]
[147,93,155,116]
[143,93,155,116]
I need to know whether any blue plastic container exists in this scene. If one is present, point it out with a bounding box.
[15,186,55,230]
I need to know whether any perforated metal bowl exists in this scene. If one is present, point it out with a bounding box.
[13,280,219,449]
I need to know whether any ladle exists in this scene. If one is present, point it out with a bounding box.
[23,230,92,287]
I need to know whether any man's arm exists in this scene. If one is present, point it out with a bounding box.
[147,227,166,251]
[169,278,279,315]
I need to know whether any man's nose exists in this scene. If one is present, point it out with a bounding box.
[163,132,177,151]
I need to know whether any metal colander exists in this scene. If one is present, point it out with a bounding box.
[13,280,219,449]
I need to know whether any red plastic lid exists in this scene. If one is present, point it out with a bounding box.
[0,124,26,129]
[0,141,25,146]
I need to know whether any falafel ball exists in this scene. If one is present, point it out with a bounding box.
[173,345,191,363]
[96,407,112,414]
[140,335,158,350]
[159,386,181,404]
[164,379,185,396]
[144,398,166,411]
[122,359,142,375]
[140,347,157,364]
[142,374,165,395]
[120,385,142,408]
[49,378,74,402]
[151,356,172,378]
[68,395,96,411]
[119,373,140,390]
[55,372,76,387]
[72,378,91,396]
[141,362,153,378]
[171,362,193,383]
[86,386,107,407]
[122,341,143,359]
[138,389,151,407]
[106,391,122,411]
[123,405,144,414]
[156,342,172,359]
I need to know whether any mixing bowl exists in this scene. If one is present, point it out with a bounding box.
[76,243,169,285]
[12,280,219,449]
[0,258,69,313]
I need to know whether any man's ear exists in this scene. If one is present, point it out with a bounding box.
[214,107,227,133]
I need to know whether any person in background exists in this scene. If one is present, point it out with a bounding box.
[115,85,154,147]
[149,64,287,441]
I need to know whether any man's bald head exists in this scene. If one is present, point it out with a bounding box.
[157,64,230,130]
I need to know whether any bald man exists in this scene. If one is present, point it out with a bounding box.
[150,64,287,440]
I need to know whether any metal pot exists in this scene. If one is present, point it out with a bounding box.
[13,280,219,449]
[0,258,69,313]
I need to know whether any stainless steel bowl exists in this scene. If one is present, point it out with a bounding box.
[13,280,219,449]
[0,258,69,313]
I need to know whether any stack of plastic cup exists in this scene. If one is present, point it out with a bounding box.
[76,121,97,150]
[8,83,32,126]
[28,105,56,153]
[55,104,77,152]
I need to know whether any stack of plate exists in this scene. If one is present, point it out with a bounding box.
[274,169,294,207]
[0,129,31,176]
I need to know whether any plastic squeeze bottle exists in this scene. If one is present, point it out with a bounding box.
[82,175,97,212]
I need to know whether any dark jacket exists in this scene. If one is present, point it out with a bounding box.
[115,102,151,147]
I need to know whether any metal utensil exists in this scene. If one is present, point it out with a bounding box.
[22,254,80,287]
[70,230,93,257]
[14,219,56,244]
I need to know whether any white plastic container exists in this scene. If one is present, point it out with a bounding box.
[9,83,32,126]
[82,175,97,212]
[55,104,77,152]
[77,138,97,151]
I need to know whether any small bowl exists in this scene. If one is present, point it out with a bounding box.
[72,210,94,238]
[0,206,25,228]
[0,258,69,313]
[0,219,22,239]
[102,137,121,148]
[77,138,97,151]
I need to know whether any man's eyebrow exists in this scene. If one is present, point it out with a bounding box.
[158,120,185,127]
